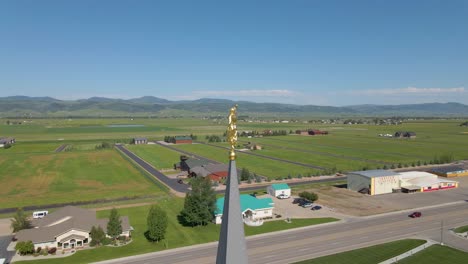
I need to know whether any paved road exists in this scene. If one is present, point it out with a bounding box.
[54,144,69,153]
[94,202,468,264]
[239,140,393,166]
[115,144,189,193]
[199,142,327,170]
[0,235,14,263]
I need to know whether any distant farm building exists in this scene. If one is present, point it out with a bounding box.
[175,155,211,172]
[394,131,416,138]
[215,194,274,225]
[175,136,192,144]
[347,169,458,195]
[244,142,262,150]
[132,137,148,144]
[430,166,468,177]
[0,137,15,148]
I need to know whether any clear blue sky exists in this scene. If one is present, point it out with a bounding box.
[1,0,467,105]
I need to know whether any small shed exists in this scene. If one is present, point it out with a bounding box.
[267,183,291,198]
[132,137,148,144]
[0,137,15,148]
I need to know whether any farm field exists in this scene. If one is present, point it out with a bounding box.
[127,144,182,170]
[172,143,320,179]
[0,149,167,209]
[17,200,337,264]
[0,118,225,141]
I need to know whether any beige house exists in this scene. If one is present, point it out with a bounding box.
[15,206,131,251]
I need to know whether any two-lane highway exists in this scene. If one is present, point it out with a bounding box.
[95,202,468,264]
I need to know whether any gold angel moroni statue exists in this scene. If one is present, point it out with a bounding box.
[227,104,238,160]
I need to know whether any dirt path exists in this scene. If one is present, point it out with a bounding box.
[54,144,69,152]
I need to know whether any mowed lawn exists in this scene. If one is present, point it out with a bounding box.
[18,199,338,264]
[0,149,166,209]
[293,239,426,264]
[127,144,182,170]
[398,245,468,264]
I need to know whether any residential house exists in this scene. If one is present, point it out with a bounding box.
[394,131,416,138]
[15,206,131,251]
[176,156,212,173]
[215,194,274,226]
[243,142,262,150]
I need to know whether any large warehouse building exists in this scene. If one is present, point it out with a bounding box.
[429,166,468,177]
[347,170,459,195]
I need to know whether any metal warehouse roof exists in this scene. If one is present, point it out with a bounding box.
[270,183,290,191]
[349,170,399,178]
[430,166,468,174]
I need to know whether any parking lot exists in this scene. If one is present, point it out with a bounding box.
[294,176,468,216]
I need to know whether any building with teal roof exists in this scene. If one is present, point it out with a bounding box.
[267,183,291,198]
[215,194,274,225]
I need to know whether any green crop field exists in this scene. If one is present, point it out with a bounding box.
[127,144,182,170]
[17,200,337,264]
[172,143,321,179]
[0,149,167,209]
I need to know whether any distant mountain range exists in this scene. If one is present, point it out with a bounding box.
[0,96,467,117]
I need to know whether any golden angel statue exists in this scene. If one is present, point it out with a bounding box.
[227,104,238,159]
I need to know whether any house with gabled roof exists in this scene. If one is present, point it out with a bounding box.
[215,194,274,225]
[175,136,192,144]
[15,206,131,251]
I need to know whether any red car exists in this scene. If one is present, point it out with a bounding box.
[409,212,422,218]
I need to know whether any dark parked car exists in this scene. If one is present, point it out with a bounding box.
[311,205,322,211]
[409,212,422,218]
[293,198,306,204]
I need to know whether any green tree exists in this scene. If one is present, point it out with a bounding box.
[11,208,31,232]
[107,208,122,240]
[180,177,217,226]
[90,225,106,246]
[146,205,168,242]
[298,191,318,202]
[240,168,250,181]
[15,241,34,255]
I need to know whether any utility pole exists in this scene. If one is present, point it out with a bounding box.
[440,220,444,246]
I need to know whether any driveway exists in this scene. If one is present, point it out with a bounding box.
[115,144,189,193]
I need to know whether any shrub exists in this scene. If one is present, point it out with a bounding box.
[15,241,35,255]
[102,237,112,245]
[48,247,57,254]
[36,247,42,253]
[298,191,318,202]
[4,143,11,149]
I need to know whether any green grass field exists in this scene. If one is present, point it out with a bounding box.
[127,144,182,170]
[0,149,167,209]
[398,245,468,264]
[293,239,426,264]
[453,225,468,233]
[172,143,321,179]
[17,200,337,264]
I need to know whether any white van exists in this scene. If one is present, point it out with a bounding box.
[32,211,48,219]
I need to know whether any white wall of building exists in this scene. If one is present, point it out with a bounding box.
[373,175,400,195]
[267,187,291,197]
